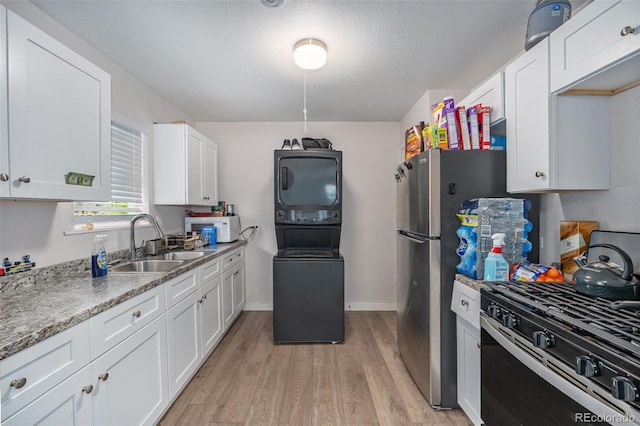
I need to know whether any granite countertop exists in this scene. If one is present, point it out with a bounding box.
[455,273,484,291]
[0,241,246,361]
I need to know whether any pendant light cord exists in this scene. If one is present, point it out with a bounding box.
[303,70,308,133]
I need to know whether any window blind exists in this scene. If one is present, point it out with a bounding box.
[74,121,145,220]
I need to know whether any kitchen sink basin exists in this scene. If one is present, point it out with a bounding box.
[110,259,186,273]
[153,251,208,261]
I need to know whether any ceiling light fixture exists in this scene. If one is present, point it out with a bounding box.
[260,0,283,8]
[293,38,327,70]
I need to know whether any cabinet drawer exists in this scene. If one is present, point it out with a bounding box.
[221,248,243,272]
[90,285,165,358]
[201,257,222,282]
[0,321,91,421]
[451,281,481,329]
[165,269,198,308]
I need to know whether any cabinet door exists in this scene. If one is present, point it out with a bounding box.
[92,316,169,426]
[459,71,504,124]
[6,10,111,201]
[166,291,201,399]
[505,39,551,193]
[202,137,218,205]
[456,320,482,426]
[3,366,93,426]
[0,6,8,198]
[233,264,246,314]
[201,274,223,356]
[186,127,204,205]
[550,0,640,93]
[0,321,91,421]
[222,268,235,330]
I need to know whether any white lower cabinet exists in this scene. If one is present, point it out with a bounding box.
[222,248,246,331]
[222,268,235,330]
[3,365,93,426]
[0,321,91,421]
[166,254,236,399]
[233,265,246,313]
[91,315,169,426]
[451,280,482,426]
[201,274,223,356]
[3,247,246,426]
[456,319,481,426]
[166,290,202,399]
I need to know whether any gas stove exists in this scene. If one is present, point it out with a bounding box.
[481,280,640,424]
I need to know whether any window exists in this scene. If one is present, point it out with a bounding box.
[74,120,147,228]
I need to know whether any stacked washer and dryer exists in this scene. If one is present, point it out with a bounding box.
[272,150,344,343]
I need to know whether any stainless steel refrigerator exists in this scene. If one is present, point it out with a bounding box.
[396,149,538,408]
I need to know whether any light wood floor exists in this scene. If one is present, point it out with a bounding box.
[158,311,471,426]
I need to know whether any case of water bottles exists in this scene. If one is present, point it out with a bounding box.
[456,198,534,279]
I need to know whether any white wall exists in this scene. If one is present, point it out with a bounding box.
[538,85,640,264]
[196,122,401,310]
[0,1,193,266]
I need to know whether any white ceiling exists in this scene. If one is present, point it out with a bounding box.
[32,0,548,122]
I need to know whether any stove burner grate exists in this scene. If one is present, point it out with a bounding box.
[484,281,640,360]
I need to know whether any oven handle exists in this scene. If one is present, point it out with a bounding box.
[480,314,637,425]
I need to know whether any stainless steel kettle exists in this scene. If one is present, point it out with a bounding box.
[573,243,639,300]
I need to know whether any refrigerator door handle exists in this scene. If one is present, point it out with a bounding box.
[397,229,437,244]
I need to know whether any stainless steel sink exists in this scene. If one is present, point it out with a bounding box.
[154,251,208,261]
[110,259,186,273]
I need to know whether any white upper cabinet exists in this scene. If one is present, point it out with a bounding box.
[550,0,640,93]
[0,7,7,196]
[458,71,505,124]
[1,9,111,201]
[505,38,610,193]
[153,123,218,206]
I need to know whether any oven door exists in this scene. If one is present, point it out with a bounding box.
[481,315,630,426]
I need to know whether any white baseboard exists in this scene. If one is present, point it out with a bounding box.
[244,303,272,311]
[243,303,396,311]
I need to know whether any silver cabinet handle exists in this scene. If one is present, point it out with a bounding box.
[10,378,27,389]
[461,299,469,306]
[198,298,203,304]
[477,342,481,349]
[18,176,31,183]
[203,294,207,300]
[535,171,545,178]
[132,311,141,318]
[82,385,94,394]
[621,26,635,36]
[98,373,109,381]
[0,173,8,182]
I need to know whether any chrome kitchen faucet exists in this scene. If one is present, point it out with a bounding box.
[130,214,165,261]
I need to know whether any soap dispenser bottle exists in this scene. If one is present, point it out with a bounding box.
[91,234,108,278]
[484,233,509,281]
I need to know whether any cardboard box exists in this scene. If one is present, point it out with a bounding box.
[476,104,491,150]
[456,106,472,150]
[467,106,481,149]
[442,97,460,150]
[405,124,423,160]
[560,221,598,278]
